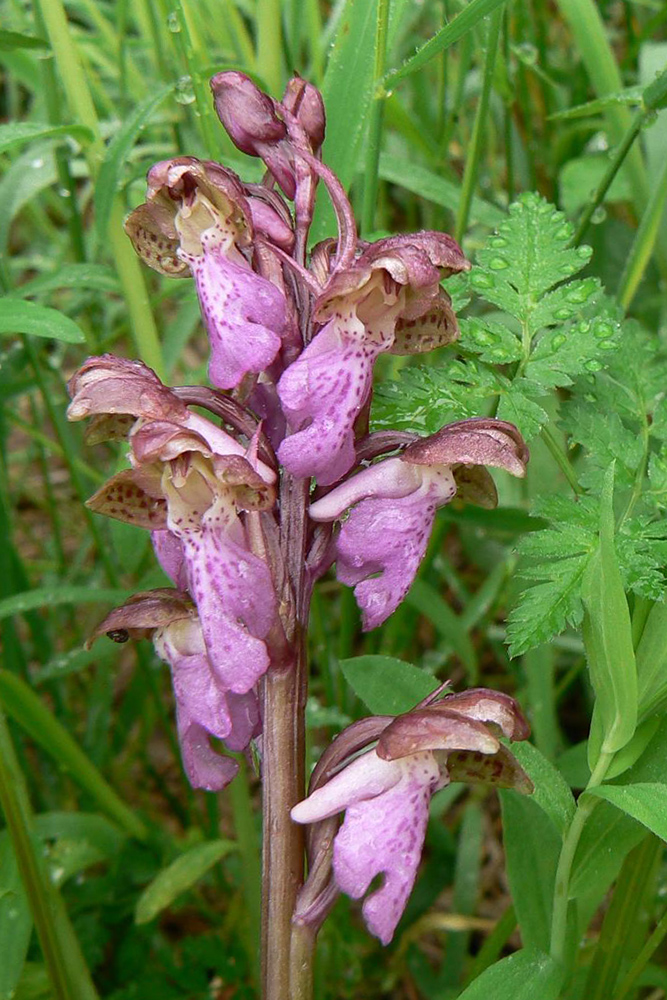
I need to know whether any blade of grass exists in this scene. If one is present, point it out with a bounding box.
[455,8,502,243]
[382,0,509,89]
[33,0,165,377]
[617,154,667,310]
[0,706,99,1000]
[360,0,390,236]
[0,670,148,841]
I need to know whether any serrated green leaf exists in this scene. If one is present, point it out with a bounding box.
[474,193,592,309]
[94,83,174,241]
[135,841,236,924]
[526,311,619,388]
[459,317,523,364]
[456,948,564,1000]
[339,655,438,715]
[0,299,85,344]
[507,498,599,657]
[495,379,549,440]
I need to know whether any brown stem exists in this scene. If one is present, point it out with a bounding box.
[261,471,310,1000]
[289,922,317,1000]
[261,660,306,1000]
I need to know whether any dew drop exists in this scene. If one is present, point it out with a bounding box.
[551,334,567,349]
[175,75,195,104]
[591,206,607,224]
[488,257,509,270]
[31,158,44,169]
[566,285,591,304]
[167,10,181,31]
[578,320,591,333]
[594,322,613,339]
[489,237,508,248]
[584,359,602,372]
[576,246,591,259]
[471,272,493,289]
[554,307,571,320]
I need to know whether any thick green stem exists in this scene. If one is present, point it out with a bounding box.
[550,751,613,966]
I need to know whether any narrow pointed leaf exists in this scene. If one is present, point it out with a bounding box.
[135,840,236,924]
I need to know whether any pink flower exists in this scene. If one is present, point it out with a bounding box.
[309,419,528,628]
[292,688,532,943]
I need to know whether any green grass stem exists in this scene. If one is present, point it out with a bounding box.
[0,706,100,1000]
[34,0,165,377]
[617,153,667,310]
[455,9,502,243]
[360,0,390,236]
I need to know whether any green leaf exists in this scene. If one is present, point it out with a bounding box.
[339,655,439,715]
[406,579,477,677]
[0,122,93,156]
[0,30,49,51]
[312,0,380,240]
[586,784,667,842]
[0,299,85,344]
[499,792,561,952]
[135,841,236,925]
[0,834,32,1000]
[456,948,564,1000]
[459,318,524,365]
[570,799,645,898]
[0,671,147,841]
[94,83,174,242]
[12,264,119,298]
[526,311,620,389]
[507,496,599,657]
[472,193,593,315]
[383,0,510,87]
[0,587,132,621]
[581,464,637,757]
[379,154,504,228]
[509,742,576,834]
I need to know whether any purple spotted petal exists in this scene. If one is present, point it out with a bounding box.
[183,234,285,390]
[277,319,380,484]
[292,749,443,945]
[154,618,258,792]
[152,530,188,590]
[334,475,455,630]
[179,515,276,694]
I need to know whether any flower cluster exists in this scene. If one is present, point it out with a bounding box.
[69,69,530,934]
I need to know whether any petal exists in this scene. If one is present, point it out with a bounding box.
[152,530,188,589]
[291,750,403,824]
[446,745,533,794]
[332,751,441,945]
[185,238,285,390]
[86,468,167,529]
[67,354,187,422]
[377,709,500,761]
[309,458,421,522]
[179,521,276,694]
[177,720,239,792]
[277,319,380,484]
[403,418,529,478]
[334,483,453,630]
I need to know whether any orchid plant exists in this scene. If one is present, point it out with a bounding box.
[67,72,532,999]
